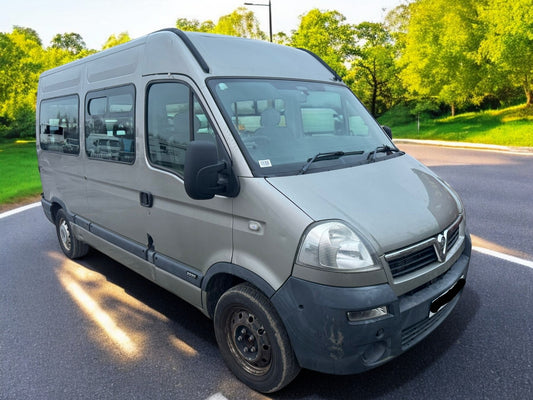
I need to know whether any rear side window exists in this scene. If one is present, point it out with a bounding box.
[85,85,135,163]
[146,81,215,176]
[39,95,80,155]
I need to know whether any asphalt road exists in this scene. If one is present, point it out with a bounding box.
[1,145,532,400]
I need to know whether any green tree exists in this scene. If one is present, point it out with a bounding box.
[11,26,42,46]
[102,32,132,50]
[213,7,266,39]
[0,28,45,137]
[0,33,23,130]
[478,0,533,106]
[347,22,402,116]
[273,31,290,45]
[50,32,87,54]
[290,9,355,78]
[176,17,215,33]
[399,0,485,116]
[175,8,265,39]
[0,27,92,137]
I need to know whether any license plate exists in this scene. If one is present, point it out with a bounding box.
[429,277,466,317]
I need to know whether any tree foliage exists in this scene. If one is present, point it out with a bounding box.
[175,7,265,40]
[50,32,87,55]
[0,29,43,136]
[102,32,132,50]
[214,7,266,39]
[346,22,403,116]
[176,18,215,33]
[0,27,92,137]
[398,0,485,116]
[290,9,355,78]
[477,0,533,105]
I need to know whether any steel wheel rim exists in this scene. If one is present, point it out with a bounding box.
[226,308,272,376]
[59,219,72,252]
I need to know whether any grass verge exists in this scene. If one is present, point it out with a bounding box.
[379,104,533,147]
[0,139,42,205]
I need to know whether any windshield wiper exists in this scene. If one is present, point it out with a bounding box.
[367,145,404,163]
[299,150,364,174]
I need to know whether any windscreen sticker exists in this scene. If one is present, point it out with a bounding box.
[258,159,272,168]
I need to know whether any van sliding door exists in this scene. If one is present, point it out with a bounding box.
[83,84,146,244]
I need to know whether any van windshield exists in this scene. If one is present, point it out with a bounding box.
[209,78,399,176]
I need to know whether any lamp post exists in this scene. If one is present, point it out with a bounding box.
[244,0,272,42]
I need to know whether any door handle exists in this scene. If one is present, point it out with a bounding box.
[140,191,153,208]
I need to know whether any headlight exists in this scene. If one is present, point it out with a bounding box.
[297,221,378,271]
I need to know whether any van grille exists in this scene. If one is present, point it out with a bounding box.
[385,217,462,279]
[447,223,460,249]
[388,246,437,278]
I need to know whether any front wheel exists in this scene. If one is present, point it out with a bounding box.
[55,209,89,259]
[213,283,300,393]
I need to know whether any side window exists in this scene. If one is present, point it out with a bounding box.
[146,82,215,176]
[39,95,80,154]
[85,85,135,163]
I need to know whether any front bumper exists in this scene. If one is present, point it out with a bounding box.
[271,235,471,375]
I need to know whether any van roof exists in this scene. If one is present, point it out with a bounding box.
[39,29,339,87]
[181,30,339,81]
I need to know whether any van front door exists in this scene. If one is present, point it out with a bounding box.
[141,80,233,295]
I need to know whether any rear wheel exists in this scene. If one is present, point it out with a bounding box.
[55,209,89,259]
[214,283,300,393]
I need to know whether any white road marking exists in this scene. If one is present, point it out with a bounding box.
[0,202,40,219]
[205,393,229,400]
[473,246,533,270]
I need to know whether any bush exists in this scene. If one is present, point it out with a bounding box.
[0,105,35,139]
[378,103,415,126]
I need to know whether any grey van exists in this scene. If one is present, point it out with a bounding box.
[37,29,471,393]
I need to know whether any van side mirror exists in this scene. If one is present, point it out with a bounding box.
[381,125,392,139]
[184,140,239,200]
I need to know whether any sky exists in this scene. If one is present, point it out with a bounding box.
[0,0,405,50]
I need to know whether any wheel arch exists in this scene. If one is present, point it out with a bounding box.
[44,196,70,224]
[202,262,277,319]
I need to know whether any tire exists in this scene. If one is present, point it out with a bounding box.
[55,209,89,259]
[213,283,300,393]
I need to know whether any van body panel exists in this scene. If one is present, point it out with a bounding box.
[39,153,87,218]
[266,155,459,254]
[138,167,234,270]
[87,44,141,83]
[39,65,82,94]
[83,161,146,244]
[232,177,313,290]
[142,32,201,78]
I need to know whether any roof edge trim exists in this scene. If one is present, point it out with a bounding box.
[298,48,342,82]
[156,28,210,74]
